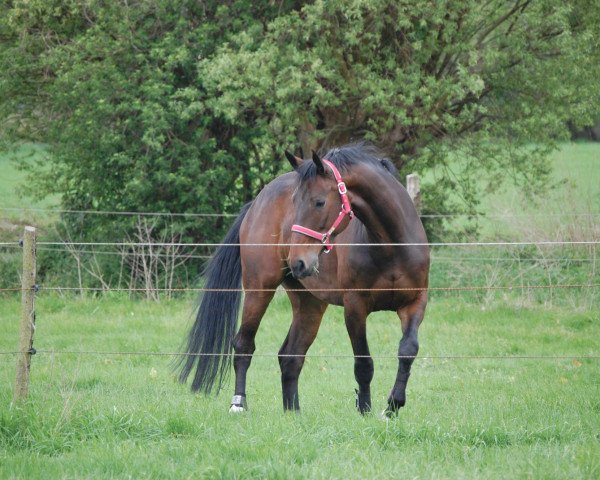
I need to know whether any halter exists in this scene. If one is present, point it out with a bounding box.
[291,159,353,253]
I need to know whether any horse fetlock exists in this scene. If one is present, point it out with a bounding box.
[282,393,300,411]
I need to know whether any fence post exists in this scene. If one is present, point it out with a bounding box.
[14,226,37,402]
[406,173,421,214]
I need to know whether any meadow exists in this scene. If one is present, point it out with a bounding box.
[0,294,599,479]
[1,142,599,478]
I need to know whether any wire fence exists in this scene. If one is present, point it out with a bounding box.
[33,240,600,247]
[4,351,600,361]
[3,166,599,404]
[3,225,599,407]
[3,243,597,263]
[1,240,598,249]
[2,205,599,219]
[1,283,598,294]
[1,349,599,362]
[1,237,597,296]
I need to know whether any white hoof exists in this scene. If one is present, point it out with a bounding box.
[229,405,245,413]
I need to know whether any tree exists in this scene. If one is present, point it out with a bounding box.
[1,0,599,248]
[198,0,600,227]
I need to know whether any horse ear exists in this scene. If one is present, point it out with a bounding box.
[312,150,325,175]
[285,150,302,171]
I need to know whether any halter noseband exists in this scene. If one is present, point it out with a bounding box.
[291,159,353,253]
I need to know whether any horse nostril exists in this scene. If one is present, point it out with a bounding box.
[292,258,318,279]
[294,260,306,275]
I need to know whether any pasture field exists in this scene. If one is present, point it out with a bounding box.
[0,142,599,478]
[0,145,58,243]
[0,293,599,479]
[477,142,600,241]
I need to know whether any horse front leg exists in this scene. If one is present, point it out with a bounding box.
[385,292,427,416]
[278,290,327,412]
[344,297,373,414]
[231,291,274,412]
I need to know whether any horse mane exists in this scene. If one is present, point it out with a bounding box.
[296,142,397,182]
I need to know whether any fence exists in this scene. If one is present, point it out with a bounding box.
[3,172,600,401]
[5,225,599,402]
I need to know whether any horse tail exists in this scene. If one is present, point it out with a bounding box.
[177,202,252,394]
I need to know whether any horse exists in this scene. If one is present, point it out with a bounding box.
[178,143,429,415]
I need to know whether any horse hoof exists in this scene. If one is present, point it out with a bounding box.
[355,389,372,414]
[381,407,400,420]
[229,394,247,413]
[379,410,391,421]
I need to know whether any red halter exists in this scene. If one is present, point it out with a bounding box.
[291,159,353,253]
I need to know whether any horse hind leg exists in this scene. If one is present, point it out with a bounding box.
[230,291,275,412]
[385,292,427,416]
[278,289,327,411]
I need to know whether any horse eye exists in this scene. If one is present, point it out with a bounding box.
[315,199,325,208]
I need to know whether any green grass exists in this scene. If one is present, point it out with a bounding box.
[1,294,599,479]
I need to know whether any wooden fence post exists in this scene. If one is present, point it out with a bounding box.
[14,226,37,402]
[406,173,421,214]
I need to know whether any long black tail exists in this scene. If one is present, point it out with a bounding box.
[177,202,252,394]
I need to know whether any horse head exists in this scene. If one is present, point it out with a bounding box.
[286,150,353,279]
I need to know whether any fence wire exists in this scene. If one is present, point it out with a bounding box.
[3,242,596,263]
[2,239,598,250]
[1,349,599,361]
[32,240,600,248]
[2,231,598,369]
[1,283,598,294]
[2,205,598,219]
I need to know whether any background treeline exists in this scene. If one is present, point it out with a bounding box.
[1,0,599,290]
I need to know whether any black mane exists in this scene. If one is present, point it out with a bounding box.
[296,142,397,182]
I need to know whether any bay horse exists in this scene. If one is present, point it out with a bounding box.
[178,143,429,415]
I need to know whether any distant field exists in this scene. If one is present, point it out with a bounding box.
[478,143,599,240]
[1,294,599,478]
[0,144,59,241]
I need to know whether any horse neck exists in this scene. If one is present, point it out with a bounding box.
[348,165,423,246]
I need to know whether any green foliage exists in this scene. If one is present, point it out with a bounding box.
[0,0,599,248]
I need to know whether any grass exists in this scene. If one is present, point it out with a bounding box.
[0,293,599,478]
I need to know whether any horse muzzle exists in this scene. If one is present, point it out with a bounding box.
[291,257,319,279]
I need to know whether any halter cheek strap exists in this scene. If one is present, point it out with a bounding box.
[291,159,354,253]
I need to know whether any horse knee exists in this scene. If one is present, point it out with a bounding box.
[399,335,419,357]
[279,355,302,381]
